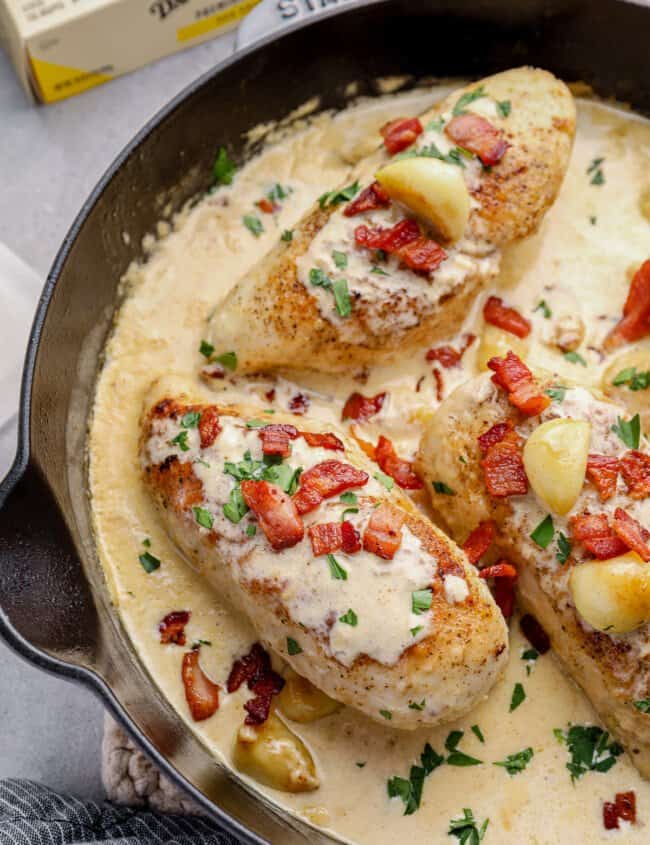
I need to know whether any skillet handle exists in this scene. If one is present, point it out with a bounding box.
[236,0,359,50]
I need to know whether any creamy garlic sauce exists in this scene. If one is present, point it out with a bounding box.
[89,86,650,843]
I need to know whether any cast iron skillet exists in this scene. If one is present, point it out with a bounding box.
[0,0,648,841]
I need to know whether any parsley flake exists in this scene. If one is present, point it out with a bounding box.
[199,339,215,359]
[339,491,358,505]
[379,708,392,720]
[332,278,352,317]
[215,351,237,371]
[309,267,332,289]
[332,250,348,269]
[613,367,650,392]
[281,229,294,242]
[510,682,526,712]
[493,747,534,776]
[287,637,302,655]
[587,157,605,185]
[213,147,236,185]
[243,214,264,237]
[410,625,423,637]
[374,470,394,491]
[633,699,650,714]
[387,743,444,815]
[223,487,248,523]
[171,430,190,452]
[564,350,587,366]
[340,608,358,626]
[433,480,455,495]
[531,514,554,549]
[181,411,200,429]
[534,299,552,319]
[471,725,485,743]
[246,524,257,537]
[555,724,623,781]
[453,85,486,116]
[370,265,390,276]
[545,385,567,402]
[448,808,489,845]
[496,99,512,118]
[556,532,571,564]
[319,181,360,209]
[138,551,160,573]
[193,506,214,530]
[611,414,641,449]
[327,553,348,581]
[409,699,426,711]
[412,588,433,615]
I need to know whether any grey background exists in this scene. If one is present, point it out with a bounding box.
[0,29,237,800]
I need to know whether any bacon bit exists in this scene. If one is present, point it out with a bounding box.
[343,181,391,217]
[264,388,276,403]
[240,480,304,550]
[289,393,310,415]
[520,614,551,654]
[227,642,285,726]
[375,435,424,490]
[603,802,619,831]
[481,440,528,497]
[603,791,636,830]
[604,260,650,351]
[342,390,387,422]
[478,559,517,618]
[159,610,190,646]
[302,431,344,451]
[349,424,377,460]
[427,345,461,368]
[363,504,405,560]
[181,649,220,721]
[258,423,299,458]
[462,520,496,565]
[203,363,225,379]
[256,197,276,214]
[199,407,221,449]
[479,561,517,580]
[586,454,620,501]
[483,295,532,339]
[478,420,516,453]
[293,460,369,515]
[308,522,343,556]
[488,351,550,416]
[620,451,650,499]
[341,520,362,554]
[570,512,628,560]
[613,508,650,561]
[433,368,444,401]
[355,218,447,274]
[380,116,423,155]
[445,113,509,166]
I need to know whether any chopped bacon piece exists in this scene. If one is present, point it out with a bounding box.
[603,792,636,830]
[264,388,276,403]
[445,113,509,166]
[380,117,423,155]
[398,237,448,274]
[289,393,309,415]
[199,407,221,449]
[604,260,650,351]
[244,672,285,725]
[342,391,387,422]
[620,451,650,499]
[363,504,405,560]
[481,440,528,497]
[584,535,629,560]
[520,614,550,655]
[181,649,220,721]
[302,431,344,451]
[427,345,461,368]
[570,512,628,560]
[349,424,377,460]
[257,197,276,214]
[488,351,550,416]
[479,559,517,618]
[308,522,343,556]
[240,480,304,550]
[341,520,361,554]
[159,610,190,646]
[355,218,420,252]
[613,508,650,561]
[258,423,299,458]
[343,181,391,217]
[586,454,620,501]
[227,643,284,726]
[375,435,423,490]
[433,368,444,401]
[483,295,532,339]
[479,562,517,580]
[293,460,369,515]
[603,802,619,831]
[477,420,515,453]
[462,520,496,564]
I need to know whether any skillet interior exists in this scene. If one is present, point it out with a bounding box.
[0,0,648,841]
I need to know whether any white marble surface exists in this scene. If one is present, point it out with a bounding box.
[0,30,237,800]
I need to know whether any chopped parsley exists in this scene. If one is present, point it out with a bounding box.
[223,486,248,523]
[387,742,444,815]
[245,419,266,429]
[327,553,348,581]
[281,229,293,242]
[554,724,623,781]
[613,367,650,391]
[448,808,489,844]
[309,267,332,289]
[445,730,482,766]
[589,215,597,225]
[545,385,567,403]
[374,470,394,491]
[341,507,359,521]
[340,491,358,505]
[142,538,151,548]
[587,157,605,185]
[181,411,200,428]
[396,142,472,168]
[332,250,348,269]
[193,506,214,530]
[453,85,486,116]
[564,350,587,366]
[496,99,512,118]
[409,699,426,711]
[556,532,571,564]
[192,639,212,647]
[318,181,360,209]
[379,708,392,719]
[425,117,445,132]
[410,625,423,637]
[522,648,539,675]
[534,299,552,319]
[433,480,455,495]
[471,725,485,743]
[243,214,264,237]
[370,265,390,276]
[246,524,257,537]
[332,278,352,317]
[339,608,358,626]
[493,747,534,776]
[199,339,215,359]
[267,183,290,202]
[215,350,237,371]
[633,699,650,714]
[356,762,366,768]
[264,463,302,495]
[611,414,641,449]
[287,637,302,655]
[213,147,236,185]
[530,514,554,549]
[138,550,160,573]
[510,682,526,712]
[445,731,463,751]
[171,430,190,452]
[412,588,433,615]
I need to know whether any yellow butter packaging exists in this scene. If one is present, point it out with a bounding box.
[0,0,259,104]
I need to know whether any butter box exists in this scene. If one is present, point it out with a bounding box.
[0,0,259,104]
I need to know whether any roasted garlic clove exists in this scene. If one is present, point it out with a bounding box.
[233,711,319,793]
[475,324,530,372]
[278,668,341,723]
[544,312,585,352]
[570,553,650,633]
[523,418,591,515]
[375,157,470,243]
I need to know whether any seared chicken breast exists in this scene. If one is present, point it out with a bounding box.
[416,369,650,774]
[205,68,575,375]
[140,379,508,729]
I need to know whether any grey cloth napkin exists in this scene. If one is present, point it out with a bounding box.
[0,780,240,845]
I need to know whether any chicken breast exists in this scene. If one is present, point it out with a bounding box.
[140,379,508,730]
[205,67,575,376]
[416,371,650,774]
